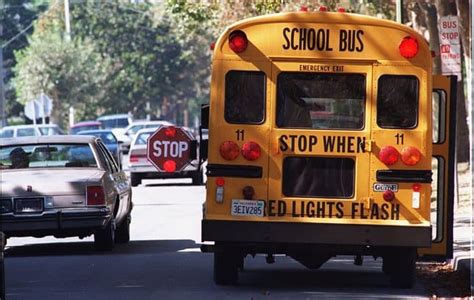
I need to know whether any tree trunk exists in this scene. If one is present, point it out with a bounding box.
[417,1,442,74]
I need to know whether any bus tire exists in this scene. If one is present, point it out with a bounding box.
[130,173,141,187]
[213,251,238,285]
[388,247,416,288]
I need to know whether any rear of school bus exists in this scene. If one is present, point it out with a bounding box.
[201,11,441,288]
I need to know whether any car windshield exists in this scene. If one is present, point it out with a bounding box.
[38,126,62,135]
[134,132,152,145]
[100,118,129,129]
[0,144,98,169]
[70,125,100,134]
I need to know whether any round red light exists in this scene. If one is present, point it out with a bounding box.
[299,6,308,12]
[399,36,419,59]
[383,190,395,202]
[163,160,176,172]
[241,141,261,161]
[337,7,346,12]
[242,186,255,200]
[319,6,328,11]
[220,141,240,161]
[216,177,225,187]
[379,146,399,165]
[164,126,176,138]
[210,42,216,50]
[401,146,421,166]
[412,183,421,192]
[229,31,248,53]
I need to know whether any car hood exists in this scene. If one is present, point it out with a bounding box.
[1,168,105,198]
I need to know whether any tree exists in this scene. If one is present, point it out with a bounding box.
[70,1,187,121]
[13,31,112,128]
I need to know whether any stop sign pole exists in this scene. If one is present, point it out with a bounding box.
[147,126,193,172]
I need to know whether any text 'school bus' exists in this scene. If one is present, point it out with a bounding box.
[199,9,456,288]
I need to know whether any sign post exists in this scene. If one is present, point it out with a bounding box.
[146,126,193,172]
[438,16,461,79]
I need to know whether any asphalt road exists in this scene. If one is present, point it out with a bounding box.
[5,178,438,299]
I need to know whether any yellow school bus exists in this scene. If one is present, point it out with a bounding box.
[200,8,456,288]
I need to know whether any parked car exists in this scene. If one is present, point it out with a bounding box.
[0,124,63,138]
[127,128,203,187]
[77,129,122,168]
[119,120,174,153]
[97,114,132,130]
[0,135,132,251]
[69,121,102,134]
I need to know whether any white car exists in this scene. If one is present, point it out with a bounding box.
[0,124,63,138]
[127,128,203,186]
[120,120,174,153]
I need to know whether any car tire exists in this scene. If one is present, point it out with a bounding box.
[115,213,131,244]
[213,250,239,285]
[131,173,141,187]
[191,169,204,185]
[94,219,115,251]
[387,247,416,288]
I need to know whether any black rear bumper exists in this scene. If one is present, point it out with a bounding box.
[202,220,431,248]
[2,207,112,238]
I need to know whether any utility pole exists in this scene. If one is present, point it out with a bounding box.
[0,23,6,127]
[64,0,71,41]
[396,0,403,23]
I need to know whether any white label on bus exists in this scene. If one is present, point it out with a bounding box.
[231,199,264,217]
[412,192,420,209]
[373,183,398,192]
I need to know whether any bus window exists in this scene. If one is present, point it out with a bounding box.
[377,75,419,128]
[276,73,365,129]
[225,71,265,124]
[432,90,447,143]
[283,157,355,198]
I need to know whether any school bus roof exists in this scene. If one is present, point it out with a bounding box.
[213,11,431,69]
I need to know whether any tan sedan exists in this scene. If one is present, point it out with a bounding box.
[0,135,132,251]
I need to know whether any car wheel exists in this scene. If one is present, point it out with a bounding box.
[115,213,131,243]
[387,247,416,288]
[191,169,204,185]
[94,218,115,251]
[213,250,239,285]
[131,173,141,187]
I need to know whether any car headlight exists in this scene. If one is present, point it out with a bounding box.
[0,199,12,213]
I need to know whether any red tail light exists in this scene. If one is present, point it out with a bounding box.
[229,30,248,53]
[383,190,395,202]
[337,7,346,12]
[129,153,145,163]
[399,36,418,59]
[379,146,399,165]
[87,186,105,206]
[299,6,308,12]
[401,146,421,166]
[216,177,225,187]
[163,160,176,172]
[220,141,240,160]
[241,141,261,161]
[319,6,328,11]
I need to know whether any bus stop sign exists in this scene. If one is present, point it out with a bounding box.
[147,126,193,172]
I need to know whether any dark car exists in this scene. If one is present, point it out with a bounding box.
[77,130,122,167]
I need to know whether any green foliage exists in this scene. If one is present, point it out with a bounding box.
[13,31,111,127]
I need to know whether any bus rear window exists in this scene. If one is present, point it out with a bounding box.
[377,75,419,128]
[283,157,355,198]
[225,71,265,124]
[276,73,365,130]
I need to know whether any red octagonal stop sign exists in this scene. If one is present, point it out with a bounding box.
[147,126,193,172]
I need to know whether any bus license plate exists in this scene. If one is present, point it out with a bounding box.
[14,198,44,214]
[231,199,264,217]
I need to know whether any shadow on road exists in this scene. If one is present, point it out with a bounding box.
[5,239,200,257]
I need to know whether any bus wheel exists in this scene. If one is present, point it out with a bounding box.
[388,247,416,288]
[214,251,238,285]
